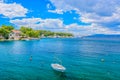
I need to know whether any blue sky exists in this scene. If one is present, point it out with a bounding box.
[0,0,120,36]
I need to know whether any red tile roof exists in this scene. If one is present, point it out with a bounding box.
[12,30,21,33]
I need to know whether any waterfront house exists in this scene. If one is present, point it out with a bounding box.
[0,35,4,39]
[9,30,22,40]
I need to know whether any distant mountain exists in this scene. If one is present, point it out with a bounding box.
[85,34,120,38]
[82,34,120,40]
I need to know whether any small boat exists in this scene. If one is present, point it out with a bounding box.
[51,63,66,72]
[25,39,29,41]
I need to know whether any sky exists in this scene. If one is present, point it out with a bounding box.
[0,0,120,36]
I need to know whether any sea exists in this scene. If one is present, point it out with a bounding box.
[0,38,120,80]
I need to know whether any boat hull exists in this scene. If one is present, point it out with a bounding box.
[51,64,66,72]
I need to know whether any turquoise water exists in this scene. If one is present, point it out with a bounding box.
[0,38,120,80]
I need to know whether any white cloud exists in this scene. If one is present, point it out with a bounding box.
[10,18,120,36]
[66,23,120,36]
[10,18,41,27]
[50,0,120,16]
[49,0,120,30]
[48,9,64,14]
[10,18,66,31]
[0,2,28,18]
[49,0,76,13]
[47,3,51,9]
[80,7,120,23]
[48,0,120,36]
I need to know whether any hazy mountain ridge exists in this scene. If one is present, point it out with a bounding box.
[85,34,120,38]
[82,34,120,40]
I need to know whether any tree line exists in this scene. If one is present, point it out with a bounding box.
[0,25,73,39]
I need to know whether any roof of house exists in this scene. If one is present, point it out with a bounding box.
[12,30,21,33]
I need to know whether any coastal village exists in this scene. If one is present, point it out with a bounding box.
[0,25,73,41]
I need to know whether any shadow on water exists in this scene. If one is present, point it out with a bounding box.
[52,70,89,80]
[52,70,67,80]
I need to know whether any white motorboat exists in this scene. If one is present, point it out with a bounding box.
[25,39,29,41]
[51,63,66,72]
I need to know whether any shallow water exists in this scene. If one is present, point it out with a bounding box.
[0,38,120,80]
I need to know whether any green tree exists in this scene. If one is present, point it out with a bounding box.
[20,26,32,34]
[0,25,14,39]
[1,25,14,31]
[20,27,40,38]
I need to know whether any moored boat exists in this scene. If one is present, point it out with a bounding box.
[51,63,66,72]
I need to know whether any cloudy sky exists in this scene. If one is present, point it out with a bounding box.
[0,0,120,36]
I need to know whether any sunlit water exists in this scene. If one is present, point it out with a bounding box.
[0,38,120,80]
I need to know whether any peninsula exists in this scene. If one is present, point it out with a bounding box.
[0,25,73,41]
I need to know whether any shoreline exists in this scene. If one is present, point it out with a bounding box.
[0,37,74,42]
[0,38,40,42]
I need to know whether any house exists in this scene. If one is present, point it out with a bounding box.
[9,30,22,40]
[0,34,4,39]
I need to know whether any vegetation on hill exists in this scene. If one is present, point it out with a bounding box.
[38,30,73,37]
[0,25,73,39]
[20,26,40,38]
[0,25,14,39]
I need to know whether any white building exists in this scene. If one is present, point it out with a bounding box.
[9,30,22,40]
[0,35,4,39]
